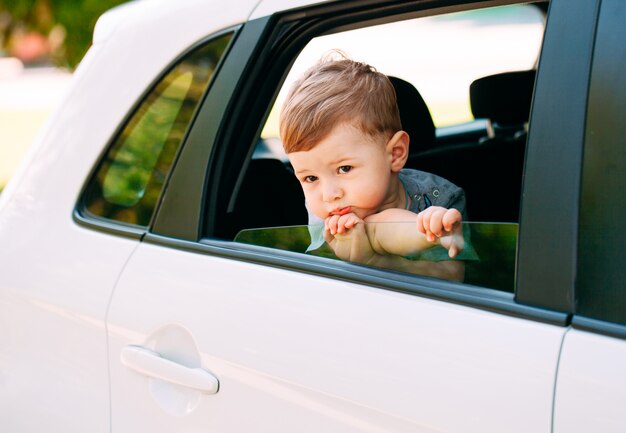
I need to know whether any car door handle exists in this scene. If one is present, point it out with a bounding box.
[120,345,219,394]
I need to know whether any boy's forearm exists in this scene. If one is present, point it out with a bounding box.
[364,209,433,255]
[366,223,433,256]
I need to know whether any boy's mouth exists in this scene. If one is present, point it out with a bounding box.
[329,206,351,216]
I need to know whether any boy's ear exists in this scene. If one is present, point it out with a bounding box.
[386,130,410,172]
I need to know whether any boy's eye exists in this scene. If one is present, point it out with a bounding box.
[303,175,318,183]
[338,165,352,174]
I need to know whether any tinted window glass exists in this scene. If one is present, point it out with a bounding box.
[236,222,517,292]
[83,33,232,226]
[577,0,626,325]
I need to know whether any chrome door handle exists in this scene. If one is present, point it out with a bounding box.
[120,345,219,394]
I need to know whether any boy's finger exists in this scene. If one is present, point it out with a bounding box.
[429,209,445,236]
[336,217,344,234]
[416,212,426,234]
[342,215,356,229]
[422,210,432,234]
[442,208,462,231]
[327,215,339,235]
[337,214,352,233]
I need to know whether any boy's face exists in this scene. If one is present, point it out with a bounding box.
[288,122,408,220]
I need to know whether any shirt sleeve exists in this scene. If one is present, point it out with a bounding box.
[446,186,468,220]
[305,201,326,252]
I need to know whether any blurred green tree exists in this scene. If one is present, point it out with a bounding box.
[0,0,128,68]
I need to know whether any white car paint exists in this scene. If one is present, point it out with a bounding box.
[0,0,259,431]
[250,0,327,20]
[107,242,564,433]
[553,329,626,433]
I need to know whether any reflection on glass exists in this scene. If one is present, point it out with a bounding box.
[102,71,194,207]
[83,33,232,226]
[235,222,517,292]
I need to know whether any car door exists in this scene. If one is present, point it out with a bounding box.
[107,240,566,433]
[103,1,592,432]
[553,1,626,431]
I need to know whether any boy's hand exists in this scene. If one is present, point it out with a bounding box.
[325,211,361,235]
[324,213,375,263]
[416,206,464,258]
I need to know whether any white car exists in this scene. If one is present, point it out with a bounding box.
[1,0,624,432]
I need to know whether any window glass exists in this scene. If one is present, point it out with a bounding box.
[82,32,232,227]
[577,0,626,325]
[235,222,517,292]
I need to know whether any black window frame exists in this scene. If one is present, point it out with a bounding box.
[515,0,600,312]
[572,0,626,340]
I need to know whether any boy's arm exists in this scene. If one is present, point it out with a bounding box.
[322,215,377,264]
[364,207,463,258]
[321,217,465,282]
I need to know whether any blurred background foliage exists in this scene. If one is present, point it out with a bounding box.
[0,0,129,69]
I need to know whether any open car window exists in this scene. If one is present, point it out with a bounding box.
[223,3,546,293]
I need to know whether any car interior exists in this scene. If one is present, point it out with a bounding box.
[408,70,535,222]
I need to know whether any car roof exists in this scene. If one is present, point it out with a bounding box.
[92,0,335,46]
[93,0,262,46]
[250,0,330,20]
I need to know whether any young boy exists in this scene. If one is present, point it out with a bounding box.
[280,55,465,271]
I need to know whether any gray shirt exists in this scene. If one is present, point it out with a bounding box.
[398,169,467,219]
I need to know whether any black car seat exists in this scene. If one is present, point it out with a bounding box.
[226,147,307,239]
[389,76,436,152]
[464,70,535,221]
[470,70,535,143]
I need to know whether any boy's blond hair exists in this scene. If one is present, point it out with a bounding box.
[280,55,401,153]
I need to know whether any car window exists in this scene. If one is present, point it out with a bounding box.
[81,32,232,227]
[223,3,546,293]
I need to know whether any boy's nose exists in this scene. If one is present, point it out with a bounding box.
[322,182,343,202]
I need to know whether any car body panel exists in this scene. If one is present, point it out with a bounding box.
[553,330,626,433]
[107,241,564,433]
[0,40,140,431]
[250,0,328,20]
[0,0,258,431]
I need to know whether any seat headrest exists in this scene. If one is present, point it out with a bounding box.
[470,70,536,124]
[389,76,436,152]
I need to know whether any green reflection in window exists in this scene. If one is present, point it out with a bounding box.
[235,222,517,292]
[83,32,232,226]
[103,71,194,207]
